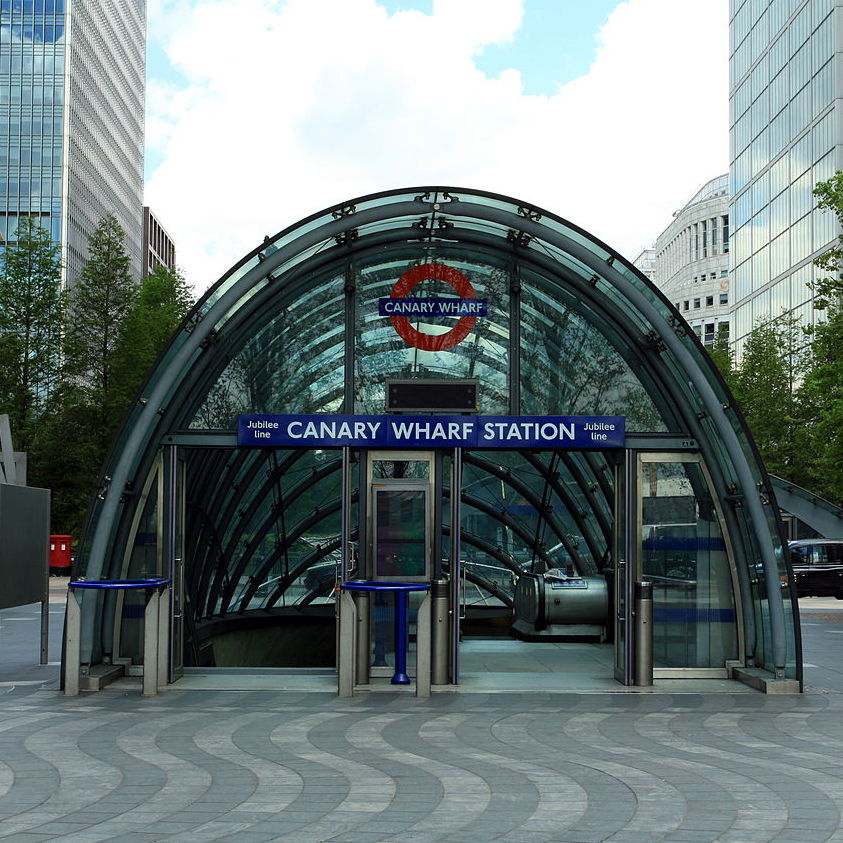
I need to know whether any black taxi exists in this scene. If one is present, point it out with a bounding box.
[788,539,843,598]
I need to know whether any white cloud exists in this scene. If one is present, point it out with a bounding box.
[145,0,728,291]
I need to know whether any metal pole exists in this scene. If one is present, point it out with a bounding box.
[354,591,370,684]
[391,590,411,684]
[634,581,653,686]
[40,599,49,665]
[431,579,450,685]
[450,448,462,684]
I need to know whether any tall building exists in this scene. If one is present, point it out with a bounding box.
[0,0,145,286]
[142,206,176,278]
[635,174,731,349]
[729,0,839,353]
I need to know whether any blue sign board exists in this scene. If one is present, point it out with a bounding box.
[378,297,488,318]
[238,414,625,448]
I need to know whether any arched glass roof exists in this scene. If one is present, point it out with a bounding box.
[74,186,799,681]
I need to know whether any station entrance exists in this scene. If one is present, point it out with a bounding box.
[65,186,799,694]
[142,439,741,691]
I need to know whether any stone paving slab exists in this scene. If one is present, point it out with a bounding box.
[1,686,843,841]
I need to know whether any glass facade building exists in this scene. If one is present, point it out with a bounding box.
[0,0,144,285]
[729,0,840,352]
[66,187,800,692]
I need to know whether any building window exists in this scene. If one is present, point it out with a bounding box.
[720,293,728,305]
[720,270,728,278]
[706,296,714,307]
[684,300,689,311]
[693,298,701,309]
[722,215,729,253]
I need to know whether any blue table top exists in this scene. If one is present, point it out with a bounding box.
[69,578,171,590]
[341,580,431,592]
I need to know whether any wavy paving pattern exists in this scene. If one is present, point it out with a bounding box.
[1,688,842,842]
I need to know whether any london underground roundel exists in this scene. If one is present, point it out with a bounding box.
[384,262,483,351]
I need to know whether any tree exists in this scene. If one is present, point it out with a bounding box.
[730,315,807,483]
[708,324,734,386]
[64,214,137,445]
[795,171,843,505]
[0,217,64,451]
[110,264,193,411]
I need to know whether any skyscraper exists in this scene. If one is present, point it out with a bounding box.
[0,0,145,285]
[729,0,839,353]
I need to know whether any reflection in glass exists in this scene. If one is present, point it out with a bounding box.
[641,460,738,668]
[374,489,427,579]
[521,281,669,431]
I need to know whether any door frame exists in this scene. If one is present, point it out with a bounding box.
[616,450,744,681]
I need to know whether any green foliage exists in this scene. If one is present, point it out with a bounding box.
[730,316,807,483]
[0,217,64,451]
[812,171,843,307]
[795,171,843,505]
[707,325,734,386]
[110,264,193,412]
[32,216,193,535]
[64,214,137,447]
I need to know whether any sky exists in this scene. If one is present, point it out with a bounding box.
[144,0,729,293]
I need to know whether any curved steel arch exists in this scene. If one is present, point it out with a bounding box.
[74,185,798,681]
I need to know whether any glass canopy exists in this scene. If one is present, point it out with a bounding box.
[73,186,799,682]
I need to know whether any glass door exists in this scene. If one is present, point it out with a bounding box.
[613,451,634,684]
[163,445,186,682]
[636,453,739,675]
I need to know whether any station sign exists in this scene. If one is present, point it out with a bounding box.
[238,414,625,449]
[380,262,487,351]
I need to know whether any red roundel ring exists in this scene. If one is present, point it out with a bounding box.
[390,262,477,351]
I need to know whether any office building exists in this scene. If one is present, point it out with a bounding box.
[636,174,731,349]
[729,0,839,352]
[142,206,176,277]
[0,0,145,285]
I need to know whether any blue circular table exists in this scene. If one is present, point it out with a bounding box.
[69,578,171,590]
[341,581,431,685]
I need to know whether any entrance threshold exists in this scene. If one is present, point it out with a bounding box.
[104,670,758,694]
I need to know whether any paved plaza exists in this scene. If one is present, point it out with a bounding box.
[2,585,843,841]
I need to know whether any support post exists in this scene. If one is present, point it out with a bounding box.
[338,589,356,697]
[354,591,370,685]
[64,590,81,696]
[391,590,411,685]
[634,581,653,687]
[431,579,449,685]
[157,585,170,689]
[40,599,49,665]
[416,592,431,698]
[143,590,160,696]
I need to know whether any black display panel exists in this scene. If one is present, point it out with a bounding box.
[386,379,478,412]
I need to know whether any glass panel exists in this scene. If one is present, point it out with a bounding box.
[118,468,160,664]
[355,249,510,414]
[640,459,738,668]
[189,272,345,427]
[180,447,349,668]
[520,280,671,431]
[374,488,427,579]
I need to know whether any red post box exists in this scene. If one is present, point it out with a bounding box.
[49,534,73,575]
